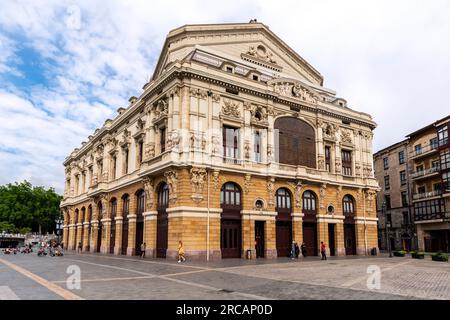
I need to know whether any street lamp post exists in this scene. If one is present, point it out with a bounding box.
[382,200,393,258]
[55,214,63,245]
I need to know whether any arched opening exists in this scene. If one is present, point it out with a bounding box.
[274,117,316,168]
[220,182,242,259]
[157,183,169,258]
[121,194,130,255]
[96,201,103,253]
[276,188,292,257]
[135,190,145,256]
[110,198,117,254]
[302,190,318,256]
[343,195,357,255]
[73,209,79,250]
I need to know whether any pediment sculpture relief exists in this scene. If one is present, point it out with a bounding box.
[246,45,277,64]
[271,81,319,105]
[221,99,241,118]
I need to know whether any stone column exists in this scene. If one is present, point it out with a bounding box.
[143,211,157,258]
[82,222,90,252]
[241,217,255,259]
[355,222,366,255]
[68,224,76,250]
[316,218,329,257]
[90,221,99,253]
[62,225,69,250]
[127,214,137,256]
[335,222,346,256]
[292,212,303,251]
[114,217,123,255]
[76,223,83,250]
[265,218,277,259]
[101,218,112,254]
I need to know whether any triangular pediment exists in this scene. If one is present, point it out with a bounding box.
[152,22,323,86]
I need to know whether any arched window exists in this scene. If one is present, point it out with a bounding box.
[122,194,130,217]
[97,201,103,219]
[343,195,355,215]
[110,198,117,218]
[136,190,145,216]
[220,182,241,207]
[74,209,79,224]
[158,183,169,209]
[302,191,317,212]
[80,207,86,223]
[88,205,92,222]
[276,188,291,210]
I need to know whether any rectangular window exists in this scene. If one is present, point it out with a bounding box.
[440,151,450,170]
[401,191,408,207]
[416,164,424,173]
[432,160,440,169]
[430,137,438,149]
[160,128,166,153]
[124,150,129,174]
[254,131,261,162]
[98,161,103,181]
[415,144,422,155]
[443,172,450,191]
[139,141,144,164]
[325,146,331,172]
[400,170,406,186]
[385,195,391,210]
[111,156,117,180]
[81,172,86,193]
[402,212,409,225]
[223,126,239,160]
[414,198,445,221]
[226,66,233,73]
[438,125,448,147]
[341,150,352,176]
[88,167,93,185]
[384,175,390,190]
[383,157,389,170]
[398,151,405,164]
[433,183,441,192]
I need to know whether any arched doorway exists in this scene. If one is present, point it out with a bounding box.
[73,209,79,250]
[121,194,130,255]
[220,182,242,259]
[276,188,292,257]
[135,190,145,256]
[157,183,169,258]
[96,201,103,253]
[274,117,316,168]
[110,198,117,254]
[343,195,357,255]
[302,191,318,256]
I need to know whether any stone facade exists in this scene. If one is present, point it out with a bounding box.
[61,21,379,260]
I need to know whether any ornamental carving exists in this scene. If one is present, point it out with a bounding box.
[164,170,178,204]
[189,88,208,100]
[246,45,277,64]
[153,99,168,120]
[340,129,353,144]
[292,83,319,104]
[212,170,220,190]
[319,184,327,209]
[250,105,269,126]
[190,167,207,202]
[359,130,373,140]
[267,177,275,207]
[363,165,373,178]
[136,118,146,131]
[211,135,220,155]
[267,144,274,162]
[145,143,155,159]
[244,174,251,194]
[323,123,338,140]
[221,99,241,118]
[212,94,221,103]
[244,140,251,159]
[355,162,362,177]
[317,156,325,170]
[171,131,181,150]
[335,159,342,174]
[288,180,302,209]
[273,82,291,96]
[365,189,377,211]
[143,176,154,210]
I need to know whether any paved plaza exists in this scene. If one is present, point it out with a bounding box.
[0,251,449,300]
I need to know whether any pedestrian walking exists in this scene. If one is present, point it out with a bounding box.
[140,242,146,258]
[301,243,307,258]
[178,240,185,263]
[320,241,327,260]
[77,241,82,253]
[290,241,295,259]
[294,242,300,259]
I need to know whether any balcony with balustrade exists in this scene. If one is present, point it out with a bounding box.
[411,166,440,180]
[410,143,439,161]
[412,190,442,201]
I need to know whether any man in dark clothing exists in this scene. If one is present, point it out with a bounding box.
[294,242,300,259]
[321,241,327,260]
[301,243,307,258]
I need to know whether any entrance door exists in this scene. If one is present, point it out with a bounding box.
[328,224,336,256]
[110,221,115,254]
[344,224,356,255]
[97,223,102,253]
[221,219,241,258]
[303,223,317,256]
[135,221,144,256]
[276,221,292,257]
[255,221,265,258]
[121,219,128,255]
[157,183,169,258]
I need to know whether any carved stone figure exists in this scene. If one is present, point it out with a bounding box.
[164,170,178,204]
[244,140,251,159]
[292,83,318,104]
[319,184,327,209]
[143,176,154,210]
[190,167,207,202]
[267,177,275,207]
[145,143,155,159]
[244,174,251,194]
[294,180,303,208]
[212,170,220,190]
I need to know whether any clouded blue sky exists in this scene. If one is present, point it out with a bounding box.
[1,0,449,193]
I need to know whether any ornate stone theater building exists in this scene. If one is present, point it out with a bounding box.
[60,21,379,260]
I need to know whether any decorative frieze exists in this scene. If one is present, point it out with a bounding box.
[244,174,251,194]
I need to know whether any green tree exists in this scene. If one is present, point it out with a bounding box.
[0,181,62,234]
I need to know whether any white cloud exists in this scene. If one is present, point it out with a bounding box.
[0,0,449,193]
